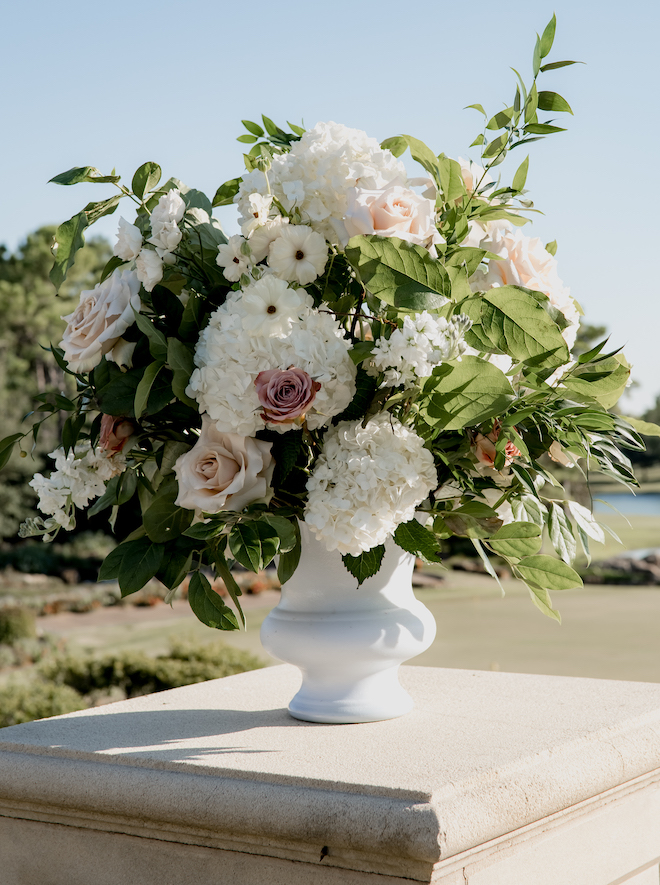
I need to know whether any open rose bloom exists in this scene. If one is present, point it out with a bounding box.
[15,59,651,631]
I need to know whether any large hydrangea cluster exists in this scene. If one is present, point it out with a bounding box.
[368,311,473,387]
[235,122,407,244]
[304,414,438,556]
[26,443,126,536]
[187,278,357,436]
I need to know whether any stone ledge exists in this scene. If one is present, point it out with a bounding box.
[2,665,660,882]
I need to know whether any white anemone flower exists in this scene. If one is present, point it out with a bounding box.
[268,225,328,285]
[240,193,274,237]
[248,216,289,263]
[241,275,311,337]
[216,235,251,282]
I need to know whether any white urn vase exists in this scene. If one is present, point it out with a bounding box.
[260,522,437,724]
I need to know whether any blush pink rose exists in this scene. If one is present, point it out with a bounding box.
[99,415,135,453]
[473,420,520,469]
[343,184,443,248]
[174,416,273,514]
[255,368,321,425]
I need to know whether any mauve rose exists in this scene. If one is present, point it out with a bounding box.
[99,415,135,453]
[174,415,273,514]
[473,421,520,469]
[255,368,321,425]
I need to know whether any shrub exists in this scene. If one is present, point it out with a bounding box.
[0,681,85,728]
[0,607,36,644]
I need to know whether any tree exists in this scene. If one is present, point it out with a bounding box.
[0,228,111,540]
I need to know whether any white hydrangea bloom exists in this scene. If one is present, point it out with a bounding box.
[187,289,356,436]
[28,443,126,532]
[368,312,472,387]
[235,121,407,244]
[304,414,437,556]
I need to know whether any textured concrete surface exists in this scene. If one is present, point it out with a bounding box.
[2,665,660,882]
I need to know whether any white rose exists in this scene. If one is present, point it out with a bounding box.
[343,184,442,249]
[59,269,140,373]
[113,217,142,261]
[174,416,273,514]
[135,249,164,292]
[148,220,182,256]
[150,189,185,228]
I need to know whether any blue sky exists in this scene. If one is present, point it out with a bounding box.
[2,0,659,414]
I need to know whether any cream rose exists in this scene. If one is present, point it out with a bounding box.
[343,184,442,249]
[59,269,141,373]
[174,416,273,514]
[113,217,142,261]
[135,248,164,292]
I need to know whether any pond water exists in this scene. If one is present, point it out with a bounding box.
[593,493,660,517]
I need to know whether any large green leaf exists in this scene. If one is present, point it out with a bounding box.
[99,537,165,597]
[380,135,441,184]
[548,503,576,565]
[143,481,193,543]
[167,338,197,408]
[50,166,120,186]
[229,522,280,572]
[345,235,451,310]
[134,311,168,362]
[562,355,631,408]
[462,287,570,367]
[132,162,162,200]
[134,362,164,418]
[213,551,245,628]
[516,555,583,591]
[0,433,24,471]
[342,546,386,586]
[422,355,515,430]
[525,582,561,623]
[394,519,443,563]
[488,522,541,559]
[50,211,88,290]
[188,572,239,631]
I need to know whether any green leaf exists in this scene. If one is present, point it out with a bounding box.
[183,521,225,540]
[159,544,195,592]
[50,211,88,290]
[486,107,514,131]
[212,177,241,208]
[133,310,168,361]
[380,134,441,184]
[0,433,24,471]
[229,522,280,572]
[482,132,508,159]
[621,416,660,438]
[242,119,265,137]
[537,91,573,115]
[143,481,193,543]
[167,338,197,408]
[488,522,542,559]
[270,430,303,486]
[61,412,85,454]
[422,355,515,430]
[82,195,122,225]
[532,34,543,77]
[437,155,467,203]
[471,538,504,595]
[100,255,125,282]
[512,155,529,192]
[342,546,386,586]
[277,521,301,585]
[511,495,547,527]
[525,82,539,124]
[132,162,162,199]
[237,134,258,144]
[99,537,165,597]
[259,514,297,553]
[566,501,606,544]
[562,355,631,408]
[49,166,120,186]
[525,123,566,135]
[539,13,556,58]
[545,239,557,256]
[345,235,451,310]
[525,582,561,622]
[134,362,164,418]
[540,60,582,72]
[261,114,281,137]
[394,519,443,563]
[516,555,583,591]
[88,470,138,517]
[188,571,239,631]
[333,367,378,423]
[462,287,569,368]
[465,103,487,116]
[213,551,245,628]
[548,503,576,565]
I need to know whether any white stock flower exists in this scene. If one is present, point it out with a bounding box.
[235,121,407,244]
[29,442,126,532]
[216,234,252,282]
[151,189,185,229]
[135,249,164,292]
[187,289,356,436]
[241,275,311,337]
[368,312,471,387]
[268,225,328,285]
[113,217,142,261]
[148,220,182,256]
[59,269,141,373]
[304,414,437,556]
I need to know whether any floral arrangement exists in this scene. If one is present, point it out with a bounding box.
[3,17,655,629]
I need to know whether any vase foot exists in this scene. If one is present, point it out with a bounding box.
[286,669,414,724]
